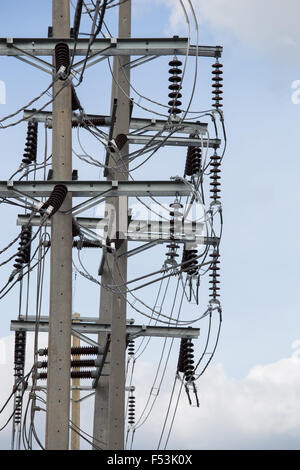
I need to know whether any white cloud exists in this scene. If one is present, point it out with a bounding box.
[0,334,300,449]
[132,356,300,449]
[0,333,48,450]
[163,0,300,56]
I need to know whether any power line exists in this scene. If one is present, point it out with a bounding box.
[0,0,227,450]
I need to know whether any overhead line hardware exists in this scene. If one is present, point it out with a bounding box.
[0,180,192,198]
[11,319,200,339]
[23,109,208,135]
[0,37,222,58]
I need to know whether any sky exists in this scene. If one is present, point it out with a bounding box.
[0,0,300,450]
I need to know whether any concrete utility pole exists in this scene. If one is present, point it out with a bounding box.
[93,0,131,450]
[46,0,72,450]
[71,314,81,450]
[0,0,224,452]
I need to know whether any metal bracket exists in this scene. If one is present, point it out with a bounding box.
[92,335,111,389]
[104,99,118,177]
[7,180,43,210]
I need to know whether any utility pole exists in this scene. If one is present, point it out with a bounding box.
[71,314,81,450]
[46,0,72,450]
[93,0,131,450]
[0,1,224,450]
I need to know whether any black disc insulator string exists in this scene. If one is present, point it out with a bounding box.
[72,117,108,128]
[13,331,27,425]
[210,153,221,202]
[209,250,220,300]
[55,43,70,78]
[166,202,183,265]
[165,243,180,263]
[185,144,201,177]
[73,239,102,248]
[212,61,223,109]
[37,359,97,369]
[127,339,135,356]
[168,58,182,115]
[38,346,99,356]
[181,248,198,276]
[14,331,26,380]
[22,121,38,165]
[177,338,186,373]
[128,394,135,426]
[14,396,23,425]
[41,184,68,216]
[37,371,95,380]
[182,338,195,382]
[13,226,32,270]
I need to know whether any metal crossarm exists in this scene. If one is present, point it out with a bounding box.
[127,134,221,148]
[11,319,200,339]
[23,109,208,134]
[0,37,222,58]
[0,180,191,198]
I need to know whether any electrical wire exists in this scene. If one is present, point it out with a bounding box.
[128,278,187,449]
[0,0,227,451]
